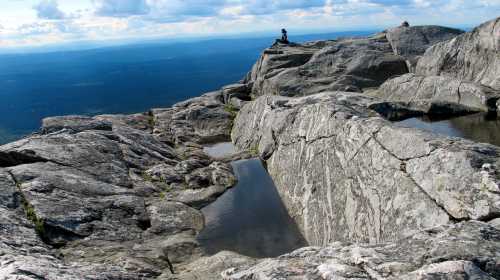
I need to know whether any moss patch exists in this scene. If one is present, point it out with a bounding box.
[224,104,239,119]
[249,144,260,157]
[16,182,45,236]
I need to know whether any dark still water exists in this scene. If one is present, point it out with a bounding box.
[396,113,500,147]
[197,158,307,258]
[0,31,374,144]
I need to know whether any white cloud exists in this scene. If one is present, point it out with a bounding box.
[2,0,499,48]
[94,0,150,17]
[33,0,66,20]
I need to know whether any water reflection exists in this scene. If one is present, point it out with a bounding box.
[197,159,307,258]
[396,113,500,147]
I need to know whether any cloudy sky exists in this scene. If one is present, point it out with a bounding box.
[0,0,499,48]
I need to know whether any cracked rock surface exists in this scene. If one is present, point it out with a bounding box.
[233,92,500,245]
[0,92,237,279]
[222,221,500,279]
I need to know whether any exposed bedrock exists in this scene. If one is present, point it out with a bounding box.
[241,25,462,98]
[376,73,500,115]
[223,221,500,279]
[0,90,237,279]
[151,91,235,145]
[233,92,500,246]
[416,17,500,91]
[385,25,464,71]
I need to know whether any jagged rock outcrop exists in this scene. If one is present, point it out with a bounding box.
[241,25,462,98]
[233,92,500,246]
[377,73,500,114]
[0,91,237,279]
[385,25,464,71]
[243,42,325,97]
[375,17,500,119]
[223,221,500,279]
[250,34,409,96]
[416,17,500,91]
[151,91,235,145]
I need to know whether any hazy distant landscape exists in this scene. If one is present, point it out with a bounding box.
[0,31,373,144]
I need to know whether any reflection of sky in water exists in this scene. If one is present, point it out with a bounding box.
[203,142,237,158]
[198,158,307,258]
[396,113,500,147]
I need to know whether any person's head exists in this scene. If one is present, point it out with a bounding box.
[282,28,287,33]
[401,21,409,27]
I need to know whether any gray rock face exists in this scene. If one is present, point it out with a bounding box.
[249,34,409,97]
[377,73,500,114]
[0,110,236,278]
[223,221,500,279]
[41,115,113,134]
[243,26,463,98]
[244,42,324,97]
[0,170,150,279]
[416,17,500,91]
[385,25,464,71]
[233,92,500,245]
[151,91,235,144]
[159,251,256,280]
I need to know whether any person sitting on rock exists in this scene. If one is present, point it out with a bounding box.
[280,28,289,44]
[401,21,410,27]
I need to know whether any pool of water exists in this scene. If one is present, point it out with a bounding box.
[197,158,307,258]
[396,113,500,147]
[203,142,237,158]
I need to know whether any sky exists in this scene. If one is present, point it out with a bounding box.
[0,0,499,48]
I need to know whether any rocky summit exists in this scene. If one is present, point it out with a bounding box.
[1,17,500,280]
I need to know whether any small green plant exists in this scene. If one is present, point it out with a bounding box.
[11,177,45,237]
[249,145,259,157]
[224,104,239,119]
[147,114,156,128]
[142,172,155,182]
[159,191,166,199]
[227,177,238,188]
[21,194,45,236]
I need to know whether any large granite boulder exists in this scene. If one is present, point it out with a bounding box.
[377,73,500,114]
[152,91,235,145]
[223,221,500,279]
[233,92,500,246]
[243,42,326,97]
[416,17,500,91]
